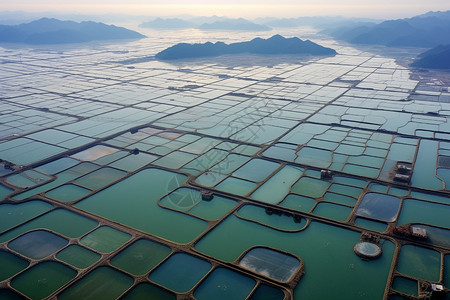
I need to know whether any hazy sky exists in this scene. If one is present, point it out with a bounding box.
[1,0,448,19]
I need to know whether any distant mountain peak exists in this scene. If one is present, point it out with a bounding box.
[326,10,450,48]
[412,44,450,69]
[268,34,285,40]
[0,18,145,44]
[155,34,336,60]
[140,17,272,31]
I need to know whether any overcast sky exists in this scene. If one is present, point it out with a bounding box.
[1,0,448,18]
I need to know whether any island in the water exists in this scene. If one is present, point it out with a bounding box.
[412,44,450,69]
[155,34,337,60]
[0,18,146,44]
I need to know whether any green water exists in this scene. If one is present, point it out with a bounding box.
[0,289,23,300]
[12,162,100,201]
[148,145,172,156]
[295,147,332,168]
[11,261,76,299]
[64,162,101,177]
[329,153,346,172]
[304,169,322,178]
[0,184,12,200]
[313,202,352,222]
[160,187,201,211]
[26,129,85,146]
[46,184,91,202]
[369,183,388,193]
[6,170,52,189]
[0,209,98,243]
[411,140,442,190]
[356,193,401,222]
[387,142,417,163]
[249,284,285,300]
[76,169,208,244]
[35,157,80,174]
[195,171,227,187]
[153,150,197,169]
[263,145,297,161]
[328,184,363,198]
[181,149,228,175]
[232,124,287,145]
[12,173,79,201]
[216,141,239,151]
[74,167,126,190]
[307,139,339,151]
[251,165,304,204]
[122,283,176,300]
[180,137,221,154]
[111,239,171,275]
[195,216,395,300]
[210,153,251,174]
[389,187,409,197]
[354,218,388,232]
[150,252,211,293]
[335,144,364,155]
[343,164,379,178]
[0,200,52,233]
[291,177,330,198]
[109,152,158,172]
[80,226,131,253]
[233,159,280,182]
[410,191,450,205]
[237,205,306,231]
[240,247,300,282]
[194,267,256,300]
[189,194,237,221]
[323,192,356,206]
[58,267,133,300]
[0,250,29,281]
[437,168,450,188]
[8,230,68,259]
[56,245,101,269]
[281,123,324,144]
[397,244,441,282]
[216,177,257,196]
[364,147,388,158]
[280,194,316,212]
[397,199,450,228]
[0,138,65,166]
[348,155,384,169]
[392,277,418,297]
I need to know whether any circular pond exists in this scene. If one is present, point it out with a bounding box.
[354,242,382,260]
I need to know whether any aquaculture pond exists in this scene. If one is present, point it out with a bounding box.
[0,27,449,300]
[195,216,396,300]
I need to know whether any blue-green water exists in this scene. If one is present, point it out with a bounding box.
[76,168,208,244]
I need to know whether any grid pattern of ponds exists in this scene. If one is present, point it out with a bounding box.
[0,27,449,299]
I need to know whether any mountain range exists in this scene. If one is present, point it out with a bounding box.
[0,18,145,44]
[325,10,450,48]
[411,44,450,69]
[155,34,336,60]
[140,17,270,31]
